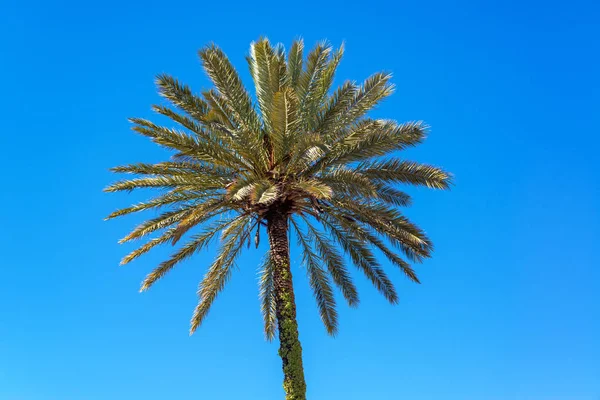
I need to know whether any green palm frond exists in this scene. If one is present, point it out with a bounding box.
[171,198,230,244]
[249,38,283,131]
[321,72,394,143]
[292,179,332,200]
[356,159,452,189]
[129,118,244,169]
[109,161,234,177]
[370,182,412,207]
[313,43,344,111]
[327,200,431,262]
[104,175,220,193]
[140,215,247,291]
[202,89,237,129]
[155,74,209,121]
[118,207,194,243]
[105,191,206,220]
[357,228,420,283]
[198,45,259,132]
[190,215,253,334]
[314,81,357,136]
[302,217,359,307]
[227,176,270,202]
[320,215,399,304]
[285,133,327,174]
[151,105,205,134]
[297,42,332,124]
[258,251,277,341]
[151,105,253,164]
[199,45,270,171]
[270,87,300,163]
[286,39,304,88]
[311,120,427,173]
[292,218,337,335]
[318,166,377,198]
[120,227,177,266]
[255,184,279,205]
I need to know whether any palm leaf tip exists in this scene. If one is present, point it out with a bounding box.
[357,159,452,190]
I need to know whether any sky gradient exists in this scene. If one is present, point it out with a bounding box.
[1,0,599,399]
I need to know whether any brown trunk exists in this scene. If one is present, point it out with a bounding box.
[267,207,307,400]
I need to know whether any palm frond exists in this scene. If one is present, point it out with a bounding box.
[286,39,304,88]
[321,215,399,304]
[119,207,194,243]
[152,105,252,165]
[314,81,357,136]
[328,200,432,262]
[140,215,246,291]
[105,190,207,220]
[104,175,223,193]
[311,43,344,121]
[356,159,452,189]
[358,228,420,283]
[285,133,327,174]
[270,87,300,163]
[120,227,178,265]
[198,45,260,132]
[322,72,394,143]
[312,120,427,172]
[226,176,271,202]
[202,89,237,129]
[190,215,253,333]
[171,198,230,244]
[129,118,245,169]
[297,42,332,124]
[248,38,282,131]
[370,182,412,207]
[155,74,209,121]
[109,161,233,177]
[291,218,338,335]
[302,217,359,307]
[318,166,377,198]
[258,251,277,341]
[292,179,332,200]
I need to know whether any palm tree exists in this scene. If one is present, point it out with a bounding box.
[105,38,451,399]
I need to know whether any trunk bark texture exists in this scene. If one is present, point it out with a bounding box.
[267,208,307,400]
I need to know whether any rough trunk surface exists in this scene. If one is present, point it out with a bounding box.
[267,207,307,400]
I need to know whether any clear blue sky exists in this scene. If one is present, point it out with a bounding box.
[1,0,598,399]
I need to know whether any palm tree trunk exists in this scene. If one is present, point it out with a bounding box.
[267,208,307,400]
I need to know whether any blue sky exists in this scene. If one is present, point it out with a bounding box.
[1,0,599,399]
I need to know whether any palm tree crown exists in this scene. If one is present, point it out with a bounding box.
[105,38,451,398]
